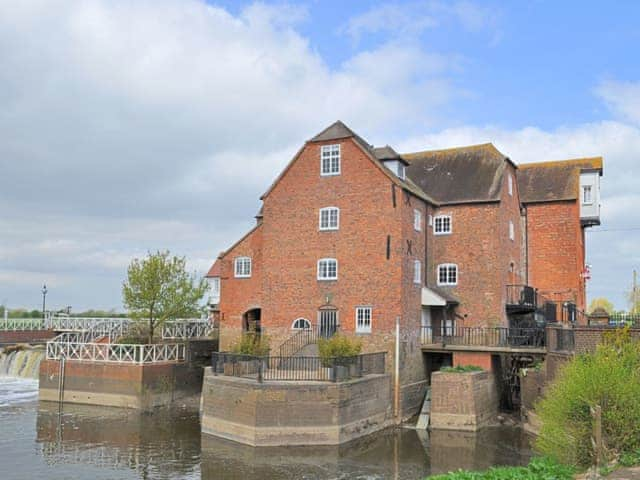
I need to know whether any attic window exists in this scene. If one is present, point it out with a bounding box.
[398,164,406,180]
[234,257,252,278]
[509,220,515,241]
[582,185,593,205]
[321,144,340,176]
[508,174,514,196]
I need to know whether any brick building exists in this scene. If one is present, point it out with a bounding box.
[206,121,603,416]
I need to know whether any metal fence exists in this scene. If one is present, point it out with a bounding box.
[550,328,575,352]
[278,328,318,357]
[420,326,546,349]
[45,316,130,332]
[211,351,386,383]
[161,320,216,339]
[607,313,640,327]
[0,318,46,331]
[506,284,537,310]
[46,342,186,364]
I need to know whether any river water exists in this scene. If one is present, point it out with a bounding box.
[0,377,533,480]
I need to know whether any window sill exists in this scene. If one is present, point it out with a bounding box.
[317,278,338,282]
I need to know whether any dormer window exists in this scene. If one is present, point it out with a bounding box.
[583,185,593,205]
[398,164,406,180]
[321,144,340,176]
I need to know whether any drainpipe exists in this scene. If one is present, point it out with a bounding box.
[523,206,529,286]
[394,316,400,423]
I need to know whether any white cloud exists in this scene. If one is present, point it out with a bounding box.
[596,80,640,126]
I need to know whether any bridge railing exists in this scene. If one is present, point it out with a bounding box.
[46,342,186,364]
[45,316,130,332]
[161,320,215,339]
[0,318,46,331]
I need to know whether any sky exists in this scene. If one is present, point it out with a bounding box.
[1,0,639,312]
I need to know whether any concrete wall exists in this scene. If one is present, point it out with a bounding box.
[430,370,498,431]
[39,359,202,409]
[201,368,393,446]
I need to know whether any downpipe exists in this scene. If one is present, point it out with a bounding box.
[394,316,400,424]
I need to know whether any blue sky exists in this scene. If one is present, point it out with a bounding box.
[1,0,639,312]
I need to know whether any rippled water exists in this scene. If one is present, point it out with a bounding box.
[0,377,533,480]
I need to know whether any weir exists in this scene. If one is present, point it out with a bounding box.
[0,346,45,379]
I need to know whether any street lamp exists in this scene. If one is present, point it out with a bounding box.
[42,284,48,319]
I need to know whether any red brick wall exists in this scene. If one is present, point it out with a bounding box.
[526,201,586,312]
[453,352,494,371]
[0,330,55,344]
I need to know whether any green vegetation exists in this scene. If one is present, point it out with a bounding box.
[588,297,614,314]
[122,250,208,344]
[440,365,484,373]
[318,334,362,366]
[232,332,270,356]
[426,457,575,479]
[535,327,640,468]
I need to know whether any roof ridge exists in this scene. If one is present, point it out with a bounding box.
[401,142,500,158]
[519,157,603,169]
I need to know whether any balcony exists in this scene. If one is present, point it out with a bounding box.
[420,326,546,352]
[506,284,537,314]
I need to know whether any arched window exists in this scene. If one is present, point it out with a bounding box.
[291,318,311,330]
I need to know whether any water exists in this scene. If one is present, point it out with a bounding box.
[0,377,534,480]
[0,346,44,379]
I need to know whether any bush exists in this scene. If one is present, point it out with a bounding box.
[232,332,270,356]
[440,365,484,373]
[318,335,362,367]
[535,327,640,467]
[426,456,575,479]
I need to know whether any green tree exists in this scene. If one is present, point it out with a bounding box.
[122,251,208,344]
[588,297,614,314]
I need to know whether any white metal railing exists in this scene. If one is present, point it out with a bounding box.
[46,342,186,364]
[162,320,214,339]
[50,319,131,344]
[0,318,46,331]
[45,316,131,332]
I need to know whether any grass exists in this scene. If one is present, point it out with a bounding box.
[426,457,576,480]
[440,365,484,373]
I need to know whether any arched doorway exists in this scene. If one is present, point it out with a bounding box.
[243,308,262,335]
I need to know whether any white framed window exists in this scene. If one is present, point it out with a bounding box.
[413,209,422,231]
[434,215,452,235]
[234,257,252,278]
[398,164,406,180]
[582,185,593,205]
[319,207,340,230]
[437,264,458,286]
[414,259,422,284]
[291,318,311,330]
[508,174,513,196]
[355,307,372,333]
[317,258,338,280]
[509,220,515,241]
[209,277,220,303]
[320,144,341,176]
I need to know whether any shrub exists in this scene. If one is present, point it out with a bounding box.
[535,327,640,467]
[318,335,362,367]
[232,332,270,356]
[440,365,484,373]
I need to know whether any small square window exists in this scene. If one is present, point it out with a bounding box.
[437,264,457,286]
[319,207,340,230]
[434,215,452,235]
[413,209,422,231]
[317,258,338,280]
[234,257,251,278]
[321,144,341,176]
[355,307,372,333]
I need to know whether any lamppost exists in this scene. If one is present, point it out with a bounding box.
[42,284,48,319]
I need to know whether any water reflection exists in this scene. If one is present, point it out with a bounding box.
[34,400,532,480]
[36,401,200,479]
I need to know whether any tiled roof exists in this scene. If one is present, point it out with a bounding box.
[206,258,222,277]
[517,157,603,204]
[403,143,510,205]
